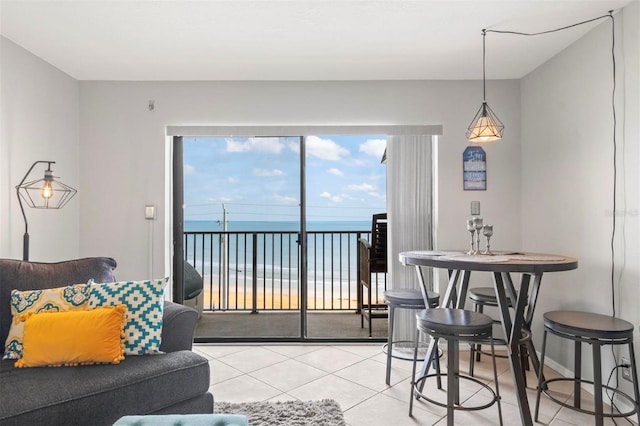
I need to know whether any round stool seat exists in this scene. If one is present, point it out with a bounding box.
[384,289,439,308]
[417,308,493,337]
[469,287,517,307]
[544,311,634,339]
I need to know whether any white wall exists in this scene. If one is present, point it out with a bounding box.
[78,79,522,284]
[0,36,80,261]
[522,2,639,401]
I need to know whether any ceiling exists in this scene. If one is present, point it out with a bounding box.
[0,0,631,81]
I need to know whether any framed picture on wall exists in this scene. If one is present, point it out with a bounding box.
[463,145,486,190]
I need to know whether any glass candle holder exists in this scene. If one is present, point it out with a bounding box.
[482,224,493,255]
[472,217,483,254]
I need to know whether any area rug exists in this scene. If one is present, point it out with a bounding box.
[215,399,346,426]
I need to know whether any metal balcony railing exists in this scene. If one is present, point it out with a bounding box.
[184,230,387,312]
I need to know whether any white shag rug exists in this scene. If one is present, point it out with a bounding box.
[215,399,346,426]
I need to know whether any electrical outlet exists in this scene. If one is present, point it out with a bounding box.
[621,357,632,382]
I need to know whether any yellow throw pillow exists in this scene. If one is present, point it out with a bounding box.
[15,305,127,368]
[3,283,92,360]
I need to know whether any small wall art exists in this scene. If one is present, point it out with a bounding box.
[463,145,486,190]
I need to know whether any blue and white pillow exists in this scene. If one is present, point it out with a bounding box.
[89,278,168,355]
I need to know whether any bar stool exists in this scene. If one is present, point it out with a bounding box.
[468,287,532,382]
[383,288,439,385]
[409,308,503,426]
[535,311,640,425]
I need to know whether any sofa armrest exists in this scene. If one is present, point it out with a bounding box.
[160,301,198,353]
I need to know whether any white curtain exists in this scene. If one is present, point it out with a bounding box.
[386,135,435,343]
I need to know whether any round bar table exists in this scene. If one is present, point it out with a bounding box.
[399,250,578,426]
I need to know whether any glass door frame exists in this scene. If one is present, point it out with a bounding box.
[169,125,441,343]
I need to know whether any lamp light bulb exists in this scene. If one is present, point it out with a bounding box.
[41,181,54,199]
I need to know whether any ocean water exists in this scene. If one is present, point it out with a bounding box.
[184,220,372,305]
[185,220,370,233]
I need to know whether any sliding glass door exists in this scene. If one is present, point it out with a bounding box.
[174,132,389,342]
[180,136,303,339]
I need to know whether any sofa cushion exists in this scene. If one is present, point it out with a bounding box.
[89,278,168,355]
[0,350,211,426]
[0,257,117,356]
[3,283,92,360]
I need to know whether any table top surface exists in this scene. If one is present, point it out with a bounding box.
[399,250,578,273]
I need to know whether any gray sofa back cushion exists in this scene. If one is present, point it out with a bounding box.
[0,257,117,354]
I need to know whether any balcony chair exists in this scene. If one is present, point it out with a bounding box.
[183,260,204,317]
[357,213,390,336]
[357,239,388,337]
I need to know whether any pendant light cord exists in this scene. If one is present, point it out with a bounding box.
[482,29,487,102]
[486,11,618,319]
[488,12,625,419]
[484,13,611,37]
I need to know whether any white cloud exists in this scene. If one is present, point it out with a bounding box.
[272,194,297,204]
[320,191,350,203]
[226,137,285,154]
[347,183,376,192]
[327,168,343,176]
[253,168,284,177]
[305,136,349,161]
[368,191,386,199]
[359,139,387,159]
[184,164,196,175]
[228,177,239,184]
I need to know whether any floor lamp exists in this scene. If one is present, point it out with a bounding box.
[15,161,77,261]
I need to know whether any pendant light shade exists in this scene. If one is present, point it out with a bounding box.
[467,30,503,142]
[466,101,504,142]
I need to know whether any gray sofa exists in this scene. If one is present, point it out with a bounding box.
[0,257,213,426]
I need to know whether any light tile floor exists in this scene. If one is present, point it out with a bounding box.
[193,344,638,426]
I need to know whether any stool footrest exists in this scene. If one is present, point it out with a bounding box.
[539,377,639,418]
[413,373,500,412]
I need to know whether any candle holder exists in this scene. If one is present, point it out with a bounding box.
[466,219,476,255]
[472,217,483,255]
[482,225,494,255]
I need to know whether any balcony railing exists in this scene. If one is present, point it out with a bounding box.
[184,230,387,312]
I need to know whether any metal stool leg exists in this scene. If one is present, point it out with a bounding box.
[592,342,603,426]
[574,339,582,409]
[435,338,442,389]
[628,341,640,425]
[409,328,420,417]
[534,328,549,422]
[385,304,396,385]
[447,337,456,426]
[489,336,504,426]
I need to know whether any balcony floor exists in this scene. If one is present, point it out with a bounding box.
[194,311,389,340]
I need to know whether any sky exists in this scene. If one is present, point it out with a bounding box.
[183,135,387,223]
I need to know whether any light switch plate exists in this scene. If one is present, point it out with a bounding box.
[471,201,481,216]
[145,205,156,220]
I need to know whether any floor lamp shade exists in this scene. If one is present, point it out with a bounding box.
[15,161,77,261]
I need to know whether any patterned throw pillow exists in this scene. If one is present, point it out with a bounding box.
[3,283,92,360]
[89,278,168,355]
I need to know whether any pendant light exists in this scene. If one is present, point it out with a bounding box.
[466,29,504,142]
